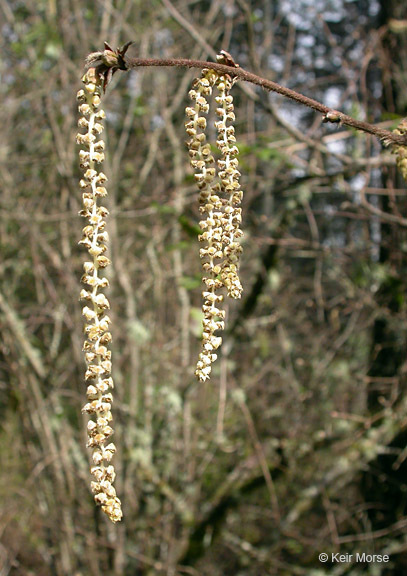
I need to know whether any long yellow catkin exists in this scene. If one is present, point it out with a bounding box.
[77,67,122,523]
[186,55,244,382]
[186,68,226,381]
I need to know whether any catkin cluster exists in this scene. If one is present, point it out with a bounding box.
[215,73,243,298]
[77,68,122,523]
[393,119,407,182]
[186,56,243,381]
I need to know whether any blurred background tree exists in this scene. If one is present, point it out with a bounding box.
[1,0,407,574]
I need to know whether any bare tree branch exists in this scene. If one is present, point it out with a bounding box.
[124,56,406,146]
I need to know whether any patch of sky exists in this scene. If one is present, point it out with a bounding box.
[222,2,237,17]
[293,69,313,84]
[322,233,346,249]
[323,86,342,108]
[278,103,307,124]
[324,204,336,217]
[268,54,285,74]
[275,101,313,134]
[153,28,173,54]
[344,23,355,34]
[290,167,307,178]
[347,44,364,63]
[315,56,327,70]
[368,0,380,16]
[296,45,313,67]
[369,195,381,261]
[372,82,382,99]
[151,114,165,130]
[326,138,347,156]
[349,173,366,203]
[127,71,141,98]
[324,10,343,23]
[3,73,15,86]
[299,35,316,48]
[280,0,347,29]
[2,23,18,43]
[106,111,119,126]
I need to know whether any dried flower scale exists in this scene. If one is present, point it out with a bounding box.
[77,67,122,523]
[393,119,407,182]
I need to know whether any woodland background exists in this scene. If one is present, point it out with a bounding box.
[1,0,407,574]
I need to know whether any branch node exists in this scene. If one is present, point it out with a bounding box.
[322,111,343,125]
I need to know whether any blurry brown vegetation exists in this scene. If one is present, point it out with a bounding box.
[1,0,407,574]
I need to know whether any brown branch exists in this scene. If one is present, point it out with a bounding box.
[125,56,407,147]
